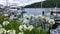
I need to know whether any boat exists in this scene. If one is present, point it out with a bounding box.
[50,9,60,23]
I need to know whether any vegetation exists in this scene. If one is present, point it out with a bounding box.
[25,0,60,8]
[0,14,49,34]
[0,12,55,34]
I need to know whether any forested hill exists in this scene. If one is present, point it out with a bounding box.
[25,0,60,8]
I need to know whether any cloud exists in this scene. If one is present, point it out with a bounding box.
[0,0,45,6]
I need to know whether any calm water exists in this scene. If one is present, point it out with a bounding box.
[25,8,60,16]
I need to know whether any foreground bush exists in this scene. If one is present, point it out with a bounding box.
[0,14,55,34]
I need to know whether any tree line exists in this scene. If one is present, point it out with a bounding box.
[25,0,60,8]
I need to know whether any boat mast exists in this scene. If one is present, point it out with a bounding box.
[6,0,8,6]
[20,0,26,18]
[41,2,43,8]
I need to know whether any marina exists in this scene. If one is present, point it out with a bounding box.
[0,0,60,34]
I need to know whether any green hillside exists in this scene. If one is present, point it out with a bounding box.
[25,0,60,8]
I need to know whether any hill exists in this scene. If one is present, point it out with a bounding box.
[25,0,60,8]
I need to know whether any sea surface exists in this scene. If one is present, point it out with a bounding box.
[25,8,60,16]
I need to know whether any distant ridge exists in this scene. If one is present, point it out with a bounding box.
[25,0,60,8]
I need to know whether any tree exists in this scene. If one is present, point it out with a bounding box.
[25,0,60,8]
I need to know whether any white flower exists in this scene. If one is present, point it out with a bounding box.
[11,30,16,34]
[23,14,28,18]
[3,30,7,34]
[7,30,16,34]
[22,19,29,24]
[17,18,23,22]
[48,19,55,24]
[19,25,23,31]
[4,14,8,16]
[3,21,9,26]
[27,25,34,31]
[9,15,14,20]
[17,12,21,15]
[19,24,27,31]
[0,28,7,34]
[9,15,18,20]
[0,30,3,34]
[37,15,46,18]
[29,15,35,19]
[0,24,2,28]
[7,30,11,33]
[18,32,24,34]
[14,17,18,19]
[23,25,28,30]
[45,17,50,22]
[1,28,6,34]
[36,15,43,18]
[43,16,46,18]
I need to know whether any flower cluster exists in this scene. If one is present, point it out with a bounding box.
[19,24,34,31]
[22,19,29,24]
[4,14,8,17]
[48,19,55,25]
[7,30,16,34]
[19,24,27,31]
[3,21,9,26]
[18,32,24,34]
[0,28,6,34]
[0,14,55,34]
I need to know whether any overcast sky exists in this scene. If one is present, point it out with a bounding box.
[0,0,45,6]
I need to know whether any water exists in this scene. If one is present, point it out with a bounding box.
[25,8,60,16]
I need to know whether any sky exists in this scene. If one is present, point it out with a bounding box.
[0,0,45,7]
